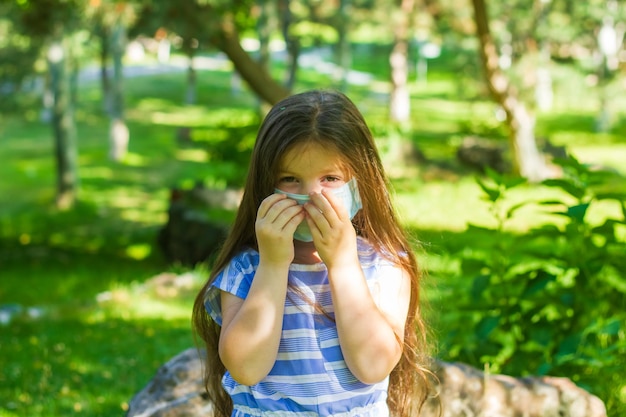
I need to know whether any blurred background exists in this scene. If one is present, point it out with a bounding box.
[0,0,625,415]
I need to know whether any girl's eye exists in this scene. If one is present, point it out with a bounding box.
[279,176,297,183]
[324,176,341,183]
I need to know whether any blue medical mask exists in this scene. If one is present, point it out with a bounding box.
[274,178,362,242]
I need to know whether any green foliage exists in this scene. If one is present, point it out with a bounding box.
[442,157,626,412]
[0,4,42,110]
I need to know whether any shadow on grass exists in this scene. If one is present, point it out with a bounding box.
[0,199,172,306]
[0,316,195,417]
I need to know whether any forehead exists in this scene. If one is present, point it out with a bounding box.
[279,141,348,173]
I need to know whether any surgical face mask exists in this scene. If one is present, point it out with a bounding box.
[274,178,362,242]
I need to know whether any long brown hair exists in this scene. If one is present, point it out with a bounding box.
[192,89,432,416]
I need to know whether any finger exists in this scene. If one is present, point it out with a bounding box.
[259,194,299,223]
[283,209,306,232]
[277,204,306,229]
[308,191,344,222]
[303,203,327,231]
[259,204,305,238]
[304,215,321,240]
[321,189,349,218]
[257,193,287,219]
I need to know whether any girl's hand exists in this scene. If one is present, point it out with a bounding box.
[255,193,304,266]
[304,190,358,269]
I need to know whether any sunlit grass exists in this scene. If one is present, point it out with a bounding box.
[1,260,199,416]
[1,314,194,416]
[570,143,626,171]
[93,271,206,321]
[176,148,208,162]
[396,176,624,234]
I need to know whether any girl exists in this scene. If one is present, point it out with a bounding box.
[192,90,432,417]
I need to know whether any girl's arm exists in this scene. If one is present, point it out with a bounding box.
[327,262,410,384]
[218,193,304,386]
[305,190,411,383]
[218,262,289,386]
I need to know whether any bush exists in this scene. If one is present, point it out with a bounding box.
[441,157,626,414]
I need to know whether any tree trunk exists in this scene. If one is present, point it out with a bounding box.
[40,71,53,123]
[384,0,422,177]
[335,0,351,92]
[256,0,271,70]
[48,36,78,209]
[99,25,112,115]
[471,0,552,182]
[278,0,299,90]
[255,0,273,115]
[109,20,129,162]
[215,15,290,105]
[185,50,197,106]
[389,0,415,123]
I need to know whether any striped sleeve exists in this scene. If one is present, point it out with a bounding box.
[204,249,259,326]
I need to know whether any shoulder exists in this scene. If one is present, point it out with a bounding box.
[228,248,260,277]
[357,237,408,294]
[356,237,396,268]
[204,247,259,324]
[357,238,412,319]
[216,247,260,288]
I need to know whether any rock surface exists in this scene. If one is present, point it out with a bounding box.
[127,348,606,417]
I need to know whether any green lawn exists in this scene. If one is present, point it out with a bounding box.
[1,50,625,416]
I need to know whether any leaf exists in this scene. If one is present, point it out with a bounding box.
[481,167,526,191]
[591,220,618,241]
[461,258,489,276]
[566,203,589,223]
[600,319,621,336]
[475,175,501,202]
[542,179,586,200]
[551,155,587,175]
[531,223,562,234]
[528,325,554,348]
[522,270,557,297]
[505,201,529,219]
[537,362,552,376]
[598,273,626,294]
[587,168,621,185]
[476,315,500,339]
[560,292,575,307]
[502,176,527,190]
[539,199,566,206]
[484,166,504,184]
[556,333,583,359]
[471,274,491,301]
[466,223,497,234]
[595,191,626,201]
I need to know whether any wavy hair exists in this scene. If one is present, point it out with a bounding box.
[192,89,432,416]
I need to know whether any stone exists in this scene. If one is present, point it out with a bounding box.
[420,361,607,417]
[127,348,607,417]
[127,348,213,417]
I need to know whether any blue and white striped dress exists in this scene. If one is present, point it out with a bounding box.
[204,237,395,417]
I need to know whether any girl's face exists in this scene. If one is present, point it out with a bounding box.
[275,141,350,195]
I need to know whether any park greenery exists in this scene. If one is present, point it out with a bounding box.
[1,1,626,416]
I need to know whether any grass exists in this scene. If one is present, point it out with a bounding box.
[1,47,625,416]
